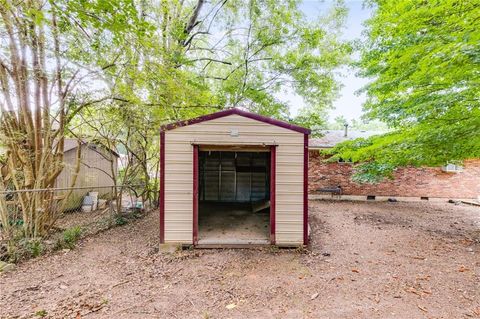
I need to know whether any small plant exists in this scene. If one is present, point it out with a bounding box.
[60,226,82,249]
[269,245,279,253]
[27,239,43,258]
[10,238,44,261]
[35,309,47,317]
[114,214,128,226]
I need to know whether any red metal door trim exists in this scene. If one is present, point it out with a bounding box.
[303,134,309,246]
[270,145,276,245]
[193,145,276,246]
[193,144,199,245]
[159,131,165,244]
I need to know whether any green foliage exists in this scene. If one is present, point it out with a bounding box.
[35,310,47,318]
[58,226,82,250]
[4,238,44,262]
[57,0,350,129]
[293,110,329,135]
[351,163,396,184]
[114,215,128,226]
[61,0,350,201]
[1,1,350,221]
[329,0,480,180]
[26,239,44,258]
[113,210,143,227]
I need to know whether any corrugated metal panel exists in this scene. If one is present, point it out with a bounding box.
[55,145,118,210]
[251,172,266,201]
[203,171,219,200]
[236,172,251,201]
[199,151,269,203]
[163,114,304,245]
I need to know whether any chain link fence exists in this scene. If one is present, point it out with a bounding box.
[0,185,152,262]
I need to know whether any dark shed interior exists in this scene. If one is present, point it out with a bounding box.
[198,150,270,244]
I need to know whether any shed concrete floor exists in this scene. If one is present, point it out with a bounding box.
[198,202,270,244]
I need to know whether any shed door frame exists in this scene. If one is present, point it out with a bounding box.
[192,144,276,245]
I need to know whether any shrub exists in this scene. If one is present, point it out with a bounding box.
[26,239,43,257]
[58,226,82,249]
[114,215,128,226]
[7,238,44,262]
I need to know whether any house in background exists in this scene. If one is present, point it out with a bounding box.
[308,128,383,149]
[55,139,119,204]
[308,129,480,201]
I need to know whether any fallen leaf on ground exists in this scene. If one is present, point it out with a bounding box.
[351,269,359,273]
[459,239,473,246]
[459,265,470,272]
[226,303,237,310]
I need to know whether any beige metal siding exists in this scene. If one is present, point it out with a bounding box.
[56,145,118,209]
[164,114,304,245]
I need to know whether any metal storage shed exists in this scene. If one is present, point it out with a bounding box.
[160,108,310,247]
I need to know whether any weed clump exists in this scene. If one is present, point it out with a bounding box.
[56,226,82,249]
[114,214,128,226]
[26,239,43,257]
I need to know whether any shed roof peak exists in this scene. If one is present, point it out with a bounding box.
[160,108,311,134]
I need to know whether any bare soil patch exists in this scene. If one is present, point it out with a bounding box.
[1,200,479,318]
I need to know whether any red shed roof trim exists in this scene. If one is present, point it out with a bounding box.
[160,108,311,134]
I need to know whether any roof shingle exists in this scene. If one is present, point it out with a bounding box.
[309,130,382,149]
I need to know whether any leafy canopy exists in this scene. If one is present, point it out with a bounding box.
[53,0,351,188]
[327,0,480,182]
[59,0,351,127]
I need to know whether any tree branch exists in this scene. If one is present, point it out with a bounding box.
[186,57,232,65]
[184,0,205,36]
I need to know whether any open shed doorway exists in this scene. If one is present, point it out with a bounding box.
[197,147,273,245]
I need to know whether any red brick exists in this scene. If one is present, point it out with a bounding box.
[308,151,480,199]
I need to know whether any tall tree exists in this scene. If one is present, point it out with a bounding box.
[327,0,480,182]
[0,0,149,238]
[76,0,351,199]
[146,0,351,123]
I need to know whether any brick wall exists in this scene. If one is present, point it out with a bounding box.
[308,150,480,199]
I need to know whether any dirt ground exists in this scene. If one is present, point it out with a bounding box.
[1,200,479,319]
